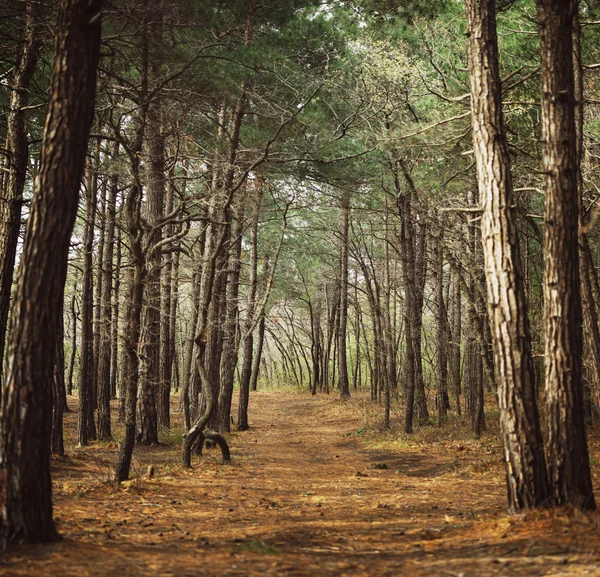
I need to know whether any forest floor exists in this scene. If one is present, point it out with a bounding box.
[3,389,600,576]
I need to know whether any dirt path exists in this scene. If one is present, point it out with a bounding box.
[2,390,600,576]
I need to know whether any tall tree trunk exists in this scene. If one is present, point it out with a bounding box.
[0,1,41,373]
[413,221,429,424]
[573,8,599,421]
[217,213,243,432]
[310,297,322,395]
[114,0,149,480]
[396,159,429,431]
[52,310,66,457]
[449,272,461,415]
[250,308,266,392]
[115,182,146,480]
[97,141,119,441]
[204,229,229,432]
[94,177,106,414]
[78,136,100,446]
[338,190,351,399]
[0,0,102,545]
[138,39,165,445]
[238,178,262,430]
[158,169,175,429]
[111,208,122,400]
[67,280,79,397]
[465,188,486,437]
[537,0,595,509]
[169,234,180,396]
[432,226,448,420]
[466,0,548,509]
[182,261,202,430]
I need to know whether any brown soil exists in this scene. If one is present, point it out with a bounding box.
[2,389,600,576]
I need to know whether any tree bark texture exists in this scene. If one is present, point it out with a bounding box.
[78,139,101,446]
[0,1,41,374]
[238,178,262,430]
[97,141,119,440]
[465,0,548,509]
[537,0,595,510]
[337,190,351,399]
[138,90,165,446]
[0,0,102,545]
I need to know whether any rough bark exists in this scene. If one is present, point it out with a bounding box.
[52,311,66,457]
[0,0,102,545]
[0,1,41,373]
[111,209,122,400]
[250,308,266,392]
[158,169,175,429]
[114,184,146,480]
[78,138,100,446]
[97,141,119,441]
[114,0,149,481]
[466,0,548,509]
[67,281,79,396]
[137,5,164,445]
[396,159,429,432]
[138,113,164,444]
[449,272,461,415]
[310,297,322,395]
[432,226,448,420]
[337,190,351,399]
[238,178,262,430]
[537,0,595,509]
[573,9,599,421]
[93,178,106,414]
[217,213,243,432]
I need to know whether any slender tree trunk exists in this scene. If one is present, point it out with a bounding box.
[97,142,119,441]
[67,281,79,397]
[310,297,322,395]
[78,136,100,446]
[383,216,398,404]
[238,179,262,430]
[0,1,41,373]
[466,188,486,437]
[182,260,202,429]
[0,0,102,545]
[413,219,429,424]
[250,308,266,392]
[537,0,595,509]
[138,52,165,446]
[52,310,66,457]
[94,178,106,414]
[432,226,448,420]
[397,159,429,430]
[449,272,461,414]
[217,213,243,432]
[158,169,175,429]
[111,209,122,400]
[115,189,146,480]
[204,229,228,433]
[115,0,149,480]
[573,9,599,421]
[169,233,180,397]
[338,190,351,399]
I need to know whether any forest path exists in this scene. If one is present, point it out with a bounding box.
[2,389,600,576]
